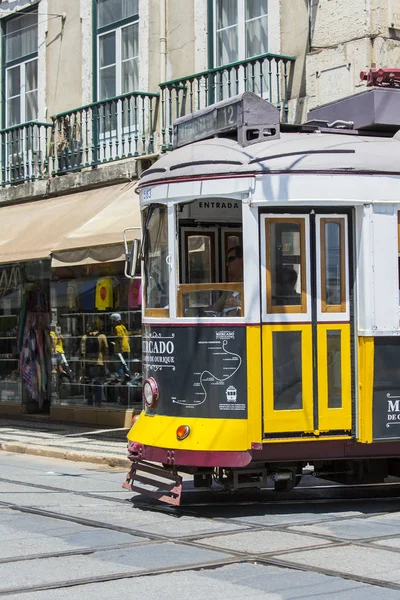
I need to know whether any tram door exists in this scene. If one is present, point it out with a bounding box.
[261,213,353,437]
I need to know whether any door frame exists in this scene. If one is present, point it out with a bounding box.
[259,207,355,438]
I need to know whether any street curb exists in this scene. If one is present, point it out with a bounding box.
[0,442,130,468]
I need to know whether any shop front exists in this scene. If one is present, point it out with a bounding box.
[0,182,142,426]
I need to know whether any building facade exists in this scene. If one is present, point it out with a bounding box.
[0,0,399,425]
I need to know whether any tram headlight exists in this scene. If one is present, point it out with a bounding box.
[176,425,190,440]
[143,377,159,409]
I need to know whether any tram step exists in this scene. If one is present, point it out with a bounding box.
[122,460,183,506]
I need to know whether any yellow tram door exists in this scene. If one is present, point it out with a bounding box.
[260,213,353,438]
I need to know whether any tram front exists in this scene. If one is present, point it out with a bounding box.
[123,92,359,505]
[124,169,261,503]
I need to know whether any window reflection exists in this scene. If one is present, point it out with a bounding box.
[144,206,169,310]
[273,331,302,410]
[266,220,306,313]
[320,218,346,312]
[327,330,342,409]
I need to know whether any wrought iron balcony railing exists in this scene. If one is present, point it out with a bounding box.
[159,52,296,150]
[0,122,53,186]
[0,52,296,185]
[50,91,159,175]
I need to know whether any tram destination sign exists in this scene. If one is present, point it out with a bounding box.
[174,100,240,148]
[173,92,280,149]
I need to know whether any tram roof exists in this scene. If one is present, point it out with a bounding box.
[140,132,400,187]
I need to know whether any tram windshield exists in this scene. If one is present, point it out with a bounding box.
[143,205,169,313]
[177,198,243,318]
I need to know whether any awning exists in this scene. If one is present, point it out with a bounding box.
[0,181,140,265]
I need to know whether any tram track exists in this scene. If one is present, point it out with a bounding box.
[2,479,400,595]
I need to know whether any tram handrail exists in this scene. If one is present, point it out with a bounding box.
[177,282,243,318]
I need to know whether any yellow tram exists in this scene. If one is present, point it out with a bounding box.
[123,76,400,505]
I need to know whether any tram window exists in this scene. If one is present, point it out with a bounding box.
[266,219,307,314]
[327,330,342,408]
[143,206,169,314]
[177,202,243,317]
[320,219,346,312]
[224,231,243,281]
[272,331,302,410]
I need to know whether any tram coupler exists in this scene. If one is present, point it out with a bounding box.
[122,460,183,506]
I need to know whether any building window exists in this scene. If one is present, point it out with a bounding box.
[4,8,38,126]
[214,0,268,67]
[97,0,139,101]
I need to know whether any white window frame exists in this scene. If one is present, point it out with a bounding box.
[213,0,280,67]
[6,57,38,127]
[97,20,139,102]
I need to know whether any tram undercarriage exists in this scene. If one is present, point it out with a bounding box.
[123,444,400,506]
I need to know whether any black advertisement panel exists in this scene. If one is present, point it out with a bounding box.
[143,326,247,419]
[373,338,400,440]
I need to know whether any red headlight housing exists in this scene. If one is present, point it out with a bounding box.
[143,377,159,409]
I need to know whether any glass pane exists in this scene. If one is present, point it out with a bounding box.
[144,207,169,309]
[7,97,20,127]
[122,59,139,93]
[216,0,237,29]
[216,28,238,66]
[98,0,138,28]
[324,221,342,306]
[122,23,138,60]
[25,59,37,93]
[246,15,268,58]
[5,9,38,62]
[99,32,116,68]
[99,65,116,100]
[7,67,20,99]
[187,235,213,283]
[268,221,304,309]
[26,90,38,122]
[273,331,302,410]
[327,330,342,408]
[246,0,268,19]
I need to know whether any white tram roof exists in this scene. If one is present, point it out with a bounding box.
[140,132,400,186]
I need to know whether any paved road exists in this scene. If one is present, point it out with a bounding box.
[1,451,400,598]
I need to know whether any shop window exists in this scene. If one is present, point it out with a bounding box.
[50,261,142,409]
[0,265,22,404]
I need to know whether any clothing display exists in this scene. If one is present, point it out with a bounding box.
[66,281,79,311]
[114,323,130,353]
[128,279,142,308]
[19,290,51,409]
[95,277,113,311]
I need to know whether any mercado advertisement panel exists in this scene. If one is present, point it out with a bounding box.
[142,326,247,419]
[373,338,400,440]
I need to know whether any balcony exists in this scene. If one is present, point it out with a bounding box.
[0,122,53,186]
[159,52,296,151]
[0,52,295,186]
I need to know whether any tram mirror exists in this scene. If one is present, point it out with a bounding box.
[173,91,280,149]
[123,228,140,279]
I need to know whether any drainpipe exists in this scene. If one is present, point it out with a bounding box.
[160,0,167,83]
